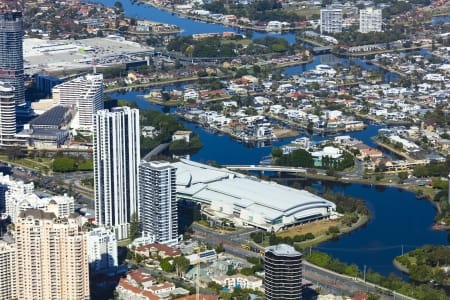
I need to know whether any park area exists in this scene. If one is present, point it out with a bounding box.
[278,219,342,238]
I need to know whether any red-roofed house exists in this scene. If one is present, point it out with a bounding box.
[352,292,368,300]
[116,278,161,300]
[176,294,219,300]
[127,269,156,289]
[135,243,181,258]
[359,148,383,159]
[147,282,176,296]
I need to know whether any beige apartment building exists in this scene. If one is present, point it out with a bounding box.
[15,209,90,300]
[0,240,15,300]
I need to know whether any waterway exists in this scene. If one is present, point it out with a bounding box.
[108,89,449,277]
[432,14,450,25]
[95,0,449,278]
[91,0,297,42]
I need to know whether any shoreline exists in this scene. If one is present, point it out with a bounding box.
[291,214,370,249]
[103,56,315,95]
[371,137,414,161]
[137,0,308,33]
[393,259,410,274]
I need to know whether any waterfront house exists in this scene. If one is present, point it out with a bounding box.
[183,89,199,101]
[311,146,342,167]
[172,131,192,143]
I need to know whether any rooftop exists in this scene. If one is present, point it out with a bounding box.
[266,244,301,257]
[136,243,181,257]
[128,270,155,284]
[18,208,56,220]
[173,159,335,223]
[29,105,71,127]
[175,294,219,300]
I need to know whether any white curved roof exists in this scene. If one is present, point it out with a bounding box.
[173,159,336,223]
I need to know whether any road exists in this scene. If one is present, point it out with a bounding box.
[5,163,95,209]
[1,162,415,299]
[191,225,415,300]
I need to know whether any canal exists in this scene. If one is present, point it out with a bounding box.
[94,0,449,277]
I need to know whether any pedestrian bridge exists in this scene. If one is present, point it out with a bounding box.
[312,46,333,54]
[224,165,307,173]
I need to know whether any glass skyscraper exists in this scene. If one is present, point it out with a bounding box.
[0,11,24,106]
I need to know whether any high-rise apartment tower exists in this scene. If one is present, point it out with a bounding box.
[265,244,303,300]
[360,8,382,33]
[0,82,15,144]
[0,11,24,106]
[52,73,104,130]
[320,8,343,33]
[15,209,90,300]
[139,160,178,245]
[0,240,15,300]
[93,107,140,240]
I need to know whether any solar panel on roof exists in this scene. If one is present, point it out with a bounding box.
[30,106,71,127]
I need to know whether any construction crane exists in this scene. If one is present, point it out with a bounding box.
[196,247,200,300]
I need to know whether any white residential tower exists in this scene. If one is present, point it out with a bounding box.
[360,7,382,33]
[139,160,178,246]
[87,227,118,274]
[52,73,104,130]
[320,8,343,33]
[93,107,140,240]
[0,82,16,145]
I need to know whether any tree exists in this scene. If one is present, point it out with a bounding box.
[77,159,93,171]
[271,147,282,158]
[207,281,223,294]
[6,146,25,160]
[215,243,225,254]
[398,171,408,181]
[52,157,76,172]
[160,257,175,272]
[173,256,190,278]
[129,213,140,241]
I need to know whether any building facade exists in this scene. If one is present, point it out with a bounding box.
[15,209,90,300]
[139,160,178,245]
[87,227,118,274]
[0,173,34,220]
[360,8,382,33]
[0,241,15,300]
[0,11,25,106]
[0,82,16,144]
[0,174,75,223]
[52,73,104,130]
[264,244,302,300]
[94,107,140,240]
[35,74,63,97]
[320,8,343,33]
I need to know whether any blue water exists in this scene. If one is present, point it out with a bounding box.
[99,0,449,278]
[90,0,296,43]
[107,84,448,279]
[315,182,447,276]
[432,14,450,25]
